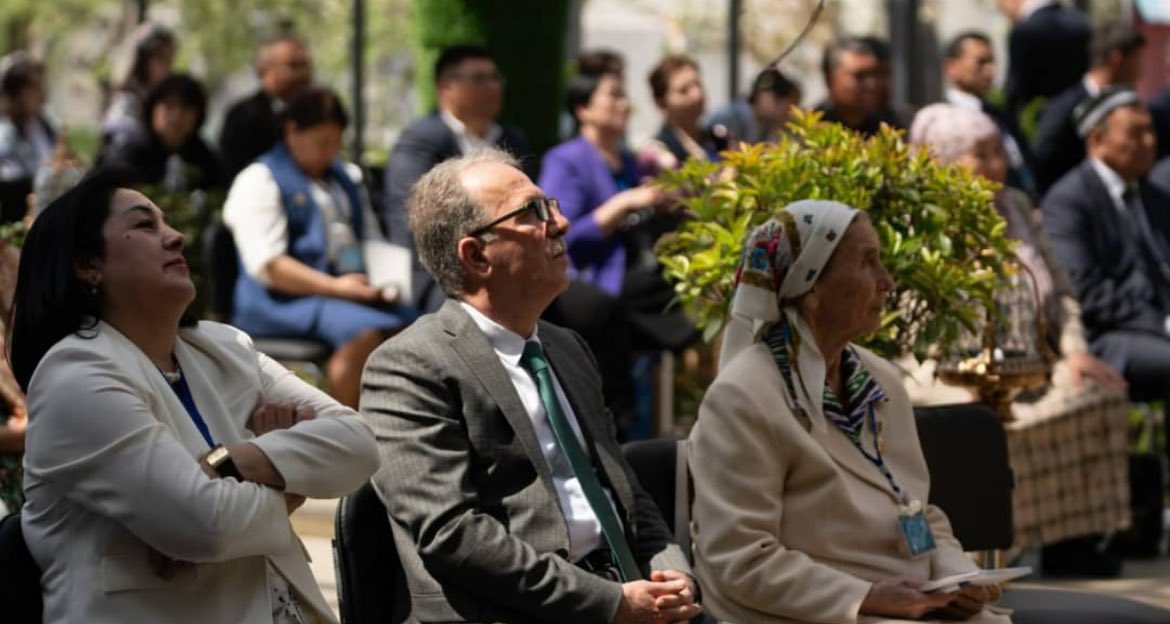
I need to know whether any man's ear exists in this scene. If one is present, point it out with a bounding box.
[457,237,490,279]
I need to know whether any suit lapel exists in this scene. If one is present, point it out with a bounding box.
[440,302,559,498]
[541,330,637,522]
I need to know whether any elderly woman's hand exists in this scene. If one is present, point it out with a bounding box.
[1064,352,1127,390]
[859,578,955,619]
[927,584,997,621]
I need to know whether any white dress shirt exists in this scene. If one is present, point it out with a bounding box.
[440,109,503,156]
[223,161,384,285]
[460,302,621,562]
[945,88,983,111]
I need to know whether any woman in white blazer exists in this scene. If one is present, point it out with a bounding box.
[688,201,1012,624]
[10,169,381,623]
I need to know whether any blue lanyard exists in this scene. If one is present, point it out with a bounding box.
[849,402,906,502]
[162,371,215,448]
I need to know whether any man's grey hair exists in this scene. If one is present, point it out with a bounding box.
[407,147,519,297]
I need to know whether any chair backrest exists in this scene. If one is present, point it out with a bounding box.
[202,218,240,323]
[621,438,691,560]
[333,482,404,624]
[914,403,1015,551]
[0,512,43,623]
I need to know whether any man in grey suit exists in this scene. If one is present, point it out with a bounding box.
[361,148,701,623]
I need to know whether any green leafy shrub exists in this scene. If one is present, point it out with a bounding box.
[655,110,1018,361]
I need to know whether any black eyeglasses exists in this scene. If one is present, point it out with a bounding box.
[469,197,560,237]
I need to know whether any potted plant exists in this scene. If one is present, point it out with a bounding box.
[655,110,1018,362]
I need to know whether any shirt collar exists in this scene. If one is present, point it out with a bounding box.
[1089,157,1131,207]
[1019,0,1057,20]
[1083,74,1102,97]
[459,301,535,366]
[440,109,503,146]
[945,88,983,111]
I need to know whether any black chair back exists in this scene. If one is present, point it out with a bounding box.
[333,482,404,624]
[0,512,43,623]
[914,403,1014,551]
[203,218,241,323]
[621,437,691,560]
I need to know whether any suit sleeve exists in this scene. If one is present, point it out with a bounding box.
[361,338,623,623]
[24,346,294,563]
[1030,97,1078,195]
[689,378,872,623]
[247,349,379,499]
[383,125,446,306]
[1042,184,1165,335]
[218,103,252,183]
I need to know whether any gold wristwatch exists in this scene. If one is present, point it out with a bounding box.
[206,445,243,481]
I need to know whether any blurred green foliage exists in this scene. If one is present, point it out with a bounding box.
[655,109,1019,361]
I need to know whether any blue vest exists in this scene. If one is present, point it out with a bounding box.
[231,144,366,337]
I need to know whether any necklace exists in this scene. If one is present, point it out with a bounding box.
[159,359,183,385]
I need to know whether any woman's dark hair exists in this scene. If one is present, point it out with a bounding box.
[647,54,698,104]
[1,53,44,101]
[127,25,176,91]
[282,86,349,131]
[143,72,208,133]
[10,169,125,391]
[564,70,617,136]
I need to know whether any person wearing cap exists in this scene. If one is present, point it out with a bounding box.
[689,202,1010,623]
[1031,22,1145,197]
[706,67,801,147]
[1042,87,1170,465]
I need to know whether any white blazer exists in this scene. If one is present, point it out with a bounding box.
[689,342,1012,624]
[21,321,380,623]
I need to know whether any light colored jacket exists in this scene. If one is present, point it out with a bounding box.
[689,341,1011,624]
[22,320,379,623]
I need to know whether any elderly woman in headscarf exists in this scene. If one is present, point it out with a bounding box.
[905,103,1126,404]
[688,201,1012,624]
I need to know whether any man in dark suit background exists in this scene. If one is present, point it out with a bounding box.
[942,30,1036,198]
[383,44,532,314]
[360,148,699,623]
[813,37,905,137]
[1043,87,1170,464]
[999,0,1091,123]
[1030,23,1144,196]
[217,34,314,182]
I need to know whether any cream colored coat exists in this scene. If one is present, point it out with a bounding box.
[21,321,380,623]
[689,342,1012,624]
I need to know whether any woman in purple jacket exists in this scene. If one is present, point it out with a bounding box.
[539,68,697,432]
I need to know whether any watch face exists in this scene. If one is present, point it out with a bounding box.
[208,446,230,466]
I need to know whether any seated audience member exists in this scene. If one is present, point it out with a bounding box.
[0,235,22,516]
[540,67,696,430]
[0,52,54,222]
[707,67,801,147]
[858,35,915,130]
[361,149,701,623]
[96,73,223,192]
[912,103,1131,576]
[101,23,177,150]
[1031,22,1144,196]
[942,31,1035,198]
[219,34,314,182]
[815,37,905,137]
[641,55,721,173]
[689,203,1011,623]
[999,0,1091,123]
[1043,88,1170,459]
[224,87,414,408]
[13,169,379,622]
[383,44,532,314]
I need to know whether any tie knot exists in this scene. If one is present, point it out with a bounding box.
[520,340,548,375]
[1123,186,1137,204]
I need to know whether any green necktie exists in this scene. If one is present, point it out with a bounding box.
[520,340,642,581]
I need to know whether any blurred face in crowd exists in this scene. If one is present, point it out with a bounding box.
[576,73,630,136]
[955,134,1009,185]
[285,121,343,179]
[752,89,800,132]
[459,162,570,307]
[827,50,880,114]
[945,38,996,99]
[260,40,313,100]
[151,95,198,150]
[1110,49,1143,86]
[84,189,194,315]
[438,57,504,126]
[1088,105,1156,183]
[799,216,894,345]
[658,64,706,129]
[146,42,177,89]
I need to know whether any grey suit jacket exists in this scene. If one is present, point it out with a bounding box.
[362,300,690,623]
